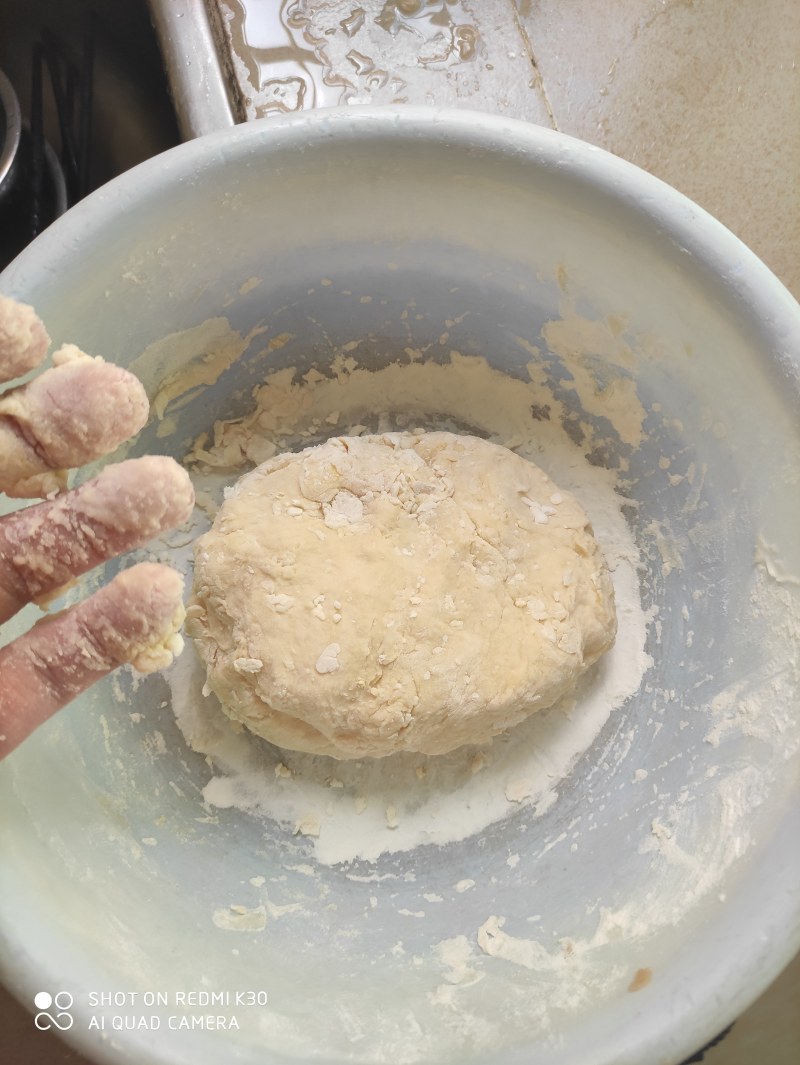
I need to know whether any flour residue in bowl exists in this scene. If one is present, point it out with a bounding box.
[165,351,652,865]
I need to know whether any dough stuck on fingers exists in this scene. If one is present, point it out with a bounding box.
[0,455,195,623]
[0,345,150,497]
[0,563,186,758]
[78,562,187,674]
[0,294,50,381]
[189,431,617,760]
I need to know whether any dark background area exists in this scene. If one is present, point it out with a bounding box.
[0,0,180,268]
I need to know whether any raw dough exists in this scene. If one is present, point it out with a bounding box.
[188,431,616,759]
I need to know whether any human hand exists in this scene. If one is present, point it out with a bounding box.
[0,295,194,758]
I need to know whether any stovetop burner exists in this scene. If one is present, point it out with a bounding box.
[0,0,181,274]
[0,20,95,270]
[0,67,67,271]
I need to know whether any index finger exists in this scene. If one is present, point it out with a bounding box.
[0,294,50,381]
[0,455,195,624]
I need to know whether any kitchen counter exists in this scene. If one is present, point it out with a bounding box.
[155,0,799,302]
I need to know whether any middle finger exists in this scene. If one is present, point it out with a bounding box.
[0,455,195,624]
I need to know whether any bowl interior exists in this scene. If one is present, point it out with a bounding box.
[1,110,799,1065]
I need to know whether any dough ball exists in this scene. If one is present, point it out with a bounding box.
[188,432,616,759]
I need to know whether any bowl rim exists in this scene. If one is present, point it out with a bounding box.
[1,105,799,1065]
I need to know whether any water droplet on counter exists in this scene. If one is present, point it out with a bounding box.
[259,76,307,114]
[346,49,375,75]
[218,0,484,114]
[365,69,390,90]
[340,7,366,38]
[454,24,478,61]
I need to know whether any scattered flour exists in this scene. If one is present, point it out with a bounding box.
[166,352,652,865]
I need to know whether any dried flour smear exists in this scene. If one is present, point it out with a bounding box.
[166,351,652,865]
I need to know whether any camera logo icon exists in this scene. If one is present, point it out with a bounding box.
[34,991,74,1031]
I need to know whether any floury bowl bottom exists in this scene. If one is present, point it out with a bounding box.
[0,110,799,1065]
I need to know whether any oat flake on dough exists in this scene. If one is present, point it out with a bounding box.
[187,431,616,758]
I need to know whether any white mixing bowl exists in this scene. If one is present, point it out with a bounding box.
[1,108,799,1065]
